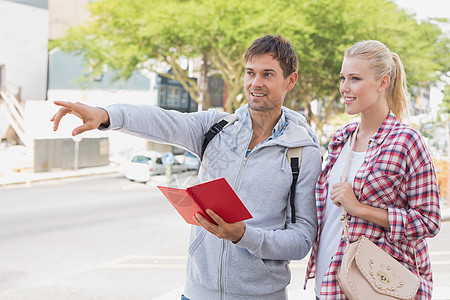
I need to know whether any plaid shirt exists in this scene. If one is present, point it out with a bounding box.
[304,113,441,299]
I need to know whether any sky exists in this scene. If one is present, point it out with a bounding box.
[393,0,449,114]
[394,0,450,32]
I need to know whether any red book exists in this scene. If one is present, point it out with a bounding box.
[157,177,253,225]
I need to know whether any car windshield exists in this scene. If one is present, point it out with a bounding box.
[185,151,196,158]
[131,156,151,164]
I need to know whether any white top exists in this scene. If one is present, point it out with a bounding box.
[315,138,366,295]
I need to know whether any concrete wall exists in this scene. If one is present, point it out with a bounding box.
[0,0,49,100]
[34,137,109,172]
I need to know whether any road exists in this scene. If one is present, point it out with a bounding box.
[0,174,193,299]
[0,174,449,299]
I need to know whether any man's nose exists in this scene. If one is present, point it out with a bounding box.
[252,74,263,87]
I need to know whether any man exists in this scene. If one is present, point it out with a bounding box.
[51,34,322,300]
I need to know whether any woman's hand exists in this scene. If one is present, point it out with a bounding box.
[330,182,362,215]
[330,182,390,229]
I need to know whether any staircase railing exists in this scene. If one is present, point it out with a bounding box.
[0,85,30,147]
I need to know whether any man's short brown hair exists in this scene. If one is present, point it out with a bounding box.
[244,34,298,78]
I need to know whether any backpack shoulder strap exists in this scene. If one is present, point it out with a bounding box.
[202,117,302,225]
[287,147,303,165]
[287,147,303,224]
[201,114,238,158]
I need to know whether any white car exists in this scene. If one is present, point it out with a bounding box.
[125,151,185,182]
[183,151,200,171]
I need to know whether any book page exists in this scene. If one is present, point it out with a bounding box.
[157,186,204,225]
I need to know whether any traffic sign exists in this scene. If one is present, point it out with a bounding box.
[162,152,174,166]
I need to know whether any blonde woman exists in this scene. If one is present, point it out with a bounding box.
[304,40,441,299]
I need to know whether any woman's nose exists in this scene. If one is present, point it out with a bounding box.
[340,81,349,93]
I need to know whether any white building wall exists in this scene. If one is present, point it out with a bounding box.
[0,0,48,100]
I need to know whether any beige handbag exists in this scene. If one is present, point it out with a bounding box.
[335,127,420,300]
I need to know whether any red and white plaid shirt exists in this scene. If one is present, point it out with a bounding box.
[304,113,441,299]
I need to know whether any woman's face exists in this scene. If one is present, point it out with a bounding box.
[339,56,386,116]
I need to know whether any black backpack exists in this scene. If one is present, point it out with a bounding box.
[202,115,302,223]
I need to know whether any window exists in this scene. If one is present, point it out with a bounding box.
[181,91,188,107]
[159,86,166,106]
[167,86,180,107]
[157,74,197,112]
[132,156,151,164]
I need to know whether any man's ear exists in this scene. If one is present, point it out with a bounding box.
[378,74,390,92]
[286,72,298,91]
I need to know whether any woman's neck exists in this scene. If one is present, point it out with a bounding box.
[353,108,389,152]
[359,97,389,136]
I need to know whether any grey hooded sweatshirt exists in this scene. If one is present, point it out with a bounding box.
[103,103,322,300]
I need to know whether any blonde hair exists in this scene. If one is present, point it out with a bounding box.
[345,40,409,121]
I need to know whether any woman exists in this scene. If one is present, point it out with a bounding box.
[304,40,441,299]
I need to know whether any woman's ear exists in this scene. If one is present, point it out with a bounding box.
[378,74,390,92]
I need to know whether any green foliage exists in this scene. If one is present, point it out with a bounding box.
[53,0,448,122]
[442,84,450,114]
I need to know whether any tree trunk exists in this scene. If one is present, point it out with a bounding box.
[201,52,211,110]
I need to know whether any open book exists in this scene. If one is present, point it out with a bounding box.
[157,177,253,225]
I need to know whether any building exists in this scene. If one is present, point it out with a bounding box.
[0,0,49,101]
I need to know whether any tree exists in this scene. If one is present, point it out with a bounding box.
[53,0,302,111]
[52,0,448,137]
[53,0,207,106]
[282,0,449,141]
[443,84,450,114]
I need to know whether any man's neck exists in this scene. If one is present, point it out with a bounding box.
[248,108,282,149]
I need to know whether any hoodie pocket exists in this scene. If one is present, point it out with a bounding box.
[225,246,289,295]
[187,230,221,291]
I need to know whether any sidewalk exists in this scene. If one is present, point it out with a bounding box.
[0,164,199,187]
[1,165,449,221]
[0,164,122,186]
[152,286,450,300]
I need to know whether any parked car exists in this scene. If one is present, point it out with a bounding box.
[125,151,185,182]
[183,151,200,171]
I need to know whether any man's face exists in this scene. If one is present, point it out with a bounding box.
[244,53,297,113]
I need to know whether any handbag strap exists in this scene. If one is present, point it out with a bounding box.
[338,126,421,276]
[339,126,358,245]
